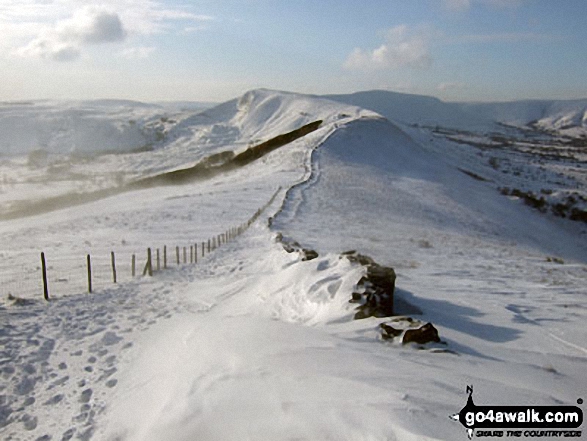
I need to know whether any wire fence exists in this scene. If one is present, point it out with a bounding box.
[2,188,281,303]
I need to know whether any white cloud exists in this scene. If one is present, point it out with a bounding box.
[344,25,432,71]
[70,9,126,44]
[121,46,156,59]
[181,25,210,35]
[17,7,126,61]
[5,1,214,61]
[18,38,81,62]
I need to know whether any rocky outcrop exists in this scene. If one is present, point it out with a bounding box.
[379,317,441,346]
[403,323,440,345]
[271,239,443,348]
[274,233,319,261]
[344,251,396,320]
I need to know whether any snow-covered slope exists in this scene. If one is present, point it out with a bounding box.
[325,90,493,130]
[0,100,164,157]
[466,99,587,137]
[327,90,587,225]
[0,89,585,441]
[0,90,372,219]
[325,90,587,136]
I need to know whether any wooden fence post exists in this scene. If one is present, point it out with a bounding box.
[41,252,49,301]
[147,248,153,277]
[194,243,198,263]
[202,242,205,257]
[111,251,117,284]
[142,249,152,276]
[183,247,187,264]
[87,254,92,293]
[190,246,194,263]
[164,245,167,269]
[207,239,211,253]
[157,248,160,271]
[147,248,153,276]
[176,246,180,265]
[132,254,136,277]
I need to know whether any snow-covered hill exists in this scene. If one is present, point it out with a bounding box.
[0,100,163,157]
[0,90,372,219]
[325,90,587,137]
[326,90,587,225]
[325,90,492,130]
[0,89,585,441]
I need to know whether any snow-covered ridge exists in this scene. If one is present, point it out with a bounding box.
[325,90,587,136]
[326,89,587,223]
[0,90,375,218]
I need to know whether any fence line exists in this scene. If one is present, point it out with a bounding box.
[6,188,281,303]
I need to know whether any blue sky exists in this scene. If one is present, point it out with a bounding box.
[1,0,585,102]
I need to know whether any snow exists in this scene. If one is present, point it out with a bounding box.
[0,89,586,440]
[325,89,587,136]
[327,90,587,230]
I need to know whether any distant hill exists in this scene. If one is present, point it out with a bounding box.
[324,90,587,136]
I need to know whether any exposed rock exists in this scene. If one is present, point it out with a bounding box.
[379,323,402,340]
[343,251,375,266]
[379,318,442,347]
[275,233,319,261]
[402,323,440,345]
[301,249,319,261]
[344,251,395,320]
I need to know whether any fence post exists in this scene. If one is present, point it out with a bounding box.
[207,239,211,253]
[147,248,153,277]
[202,242,205,257]
[176,246,180,265]
[156,248,160,271]
[111,251,117,284]
[164,245,167,269]
[183,247,187,264]
[87,254,92,293]
[195,243,198,263]
[190,246,194,263]
[41,252,49,301]
[132,254,136,277]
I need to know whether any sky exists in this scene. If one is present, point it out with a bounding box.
[1,0,586,103]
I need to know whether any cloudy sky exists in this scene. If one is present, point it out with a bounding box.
[1,0,585,102]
